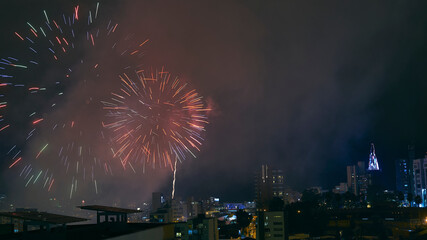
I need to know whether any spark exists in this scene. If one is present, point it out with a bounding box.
[139,39,149,47]
[9,157,22,168]
[48,179,54,191]
[25,175,34,187]
[32,118,43,125]
[43,10,50,23]
[36,144,49,159]
[33,170,43,184]
[74,5,79,20]
[0,125,10,132]
[95,2,100,19]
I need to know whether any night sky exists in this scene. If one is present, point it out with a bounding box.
[2,0,427,208]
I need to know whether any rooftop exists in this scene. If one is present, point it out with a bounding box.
[77,205,141,214]
[0,211,88,224]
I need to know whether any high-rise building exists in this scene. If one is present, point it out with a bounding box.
[357,161,370,196]
[272,169,285,199]
[365,143,384,194]
[152,192,164,212]
[368,143,380,171]
[346,161,371,196]
[396,159,413,198]
[413,156,427,203]
[357,161,366,175]
[255,165,285,210]
[395,145,417,201]
[347,165,358,195]
[256,165,272,209]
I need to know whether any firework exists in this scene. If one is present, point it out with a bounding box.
[102,68,210,173]
[172,157,178,199]
[0,3,148,197]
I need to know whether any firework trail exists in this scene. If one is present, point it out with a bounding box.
[0,3,149,197]
[102,68,210,175]
[172,156,177,199]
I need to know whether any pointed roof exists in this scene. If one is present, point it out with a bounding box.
[368,143,380,171]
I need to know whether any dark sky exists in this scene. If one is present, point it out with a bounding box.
[1,0,427,208]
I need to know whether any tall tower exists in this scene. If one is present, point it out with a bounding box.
[368,143,380,171]
[255,165,285,210]
[346,165,357,195]
[255,165,272,210]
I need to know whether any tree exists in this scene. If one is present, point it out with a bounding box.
[407,193,413,206]
[323,191,334,207]
[269,197,285,211]
[334,193,342,208]
[236,209,251,230]
[415,195,422,206]
[397,191,404,202]
[301,189,320,205]
[343,191,356,208]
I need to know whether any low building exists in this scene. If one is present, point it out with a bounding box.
[175,214,219,240]
[332,182,348,194]
[256,211,285,240]
[151,206,172,223]
[172,199,188,222]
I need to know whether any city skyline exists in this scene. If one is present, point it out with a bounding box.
[1,0,427,207]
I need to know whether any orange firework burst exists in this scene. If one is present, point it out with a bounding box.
[102,68,210,172]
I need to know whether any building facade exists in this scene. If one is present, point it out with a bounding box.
[346,161,371,196]
[255,165,285,210]
[333,182,348,194]
[396,159,413,198]
[175,215,219,240]
[272,169,285,199]
[172,199,189,222]
[347,165,358,195]
[413,157,427,204]
[152,192,165,212]
[256,211,285,240]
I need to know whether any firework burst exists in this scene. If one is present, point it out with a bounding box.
[0,3,149,197]
[102,68,210,173]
